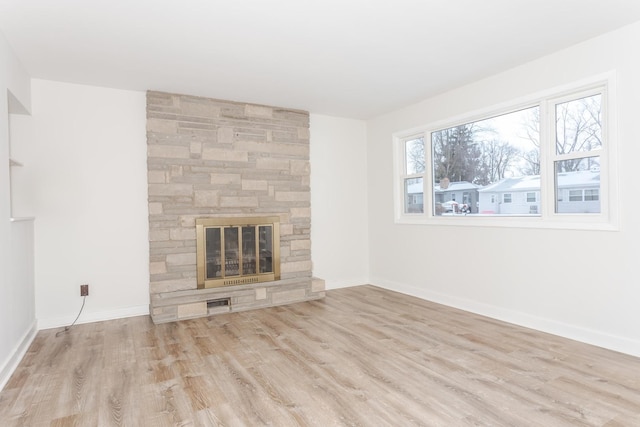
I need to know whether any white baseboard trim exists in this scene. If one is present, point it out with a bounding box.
[372,277,640,358]
[38,304,150,330]
[0,320,38,391]
[324,278,369,290]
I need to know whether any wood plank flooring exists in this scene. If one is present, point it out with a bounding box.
[1,285,640,426]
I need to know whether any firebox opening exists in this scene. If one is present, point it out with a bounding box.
[196,216,281,289]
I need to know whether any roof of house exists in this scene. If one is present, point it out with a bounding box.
[478,170,600,193]
[407,180,480,195]
[435,181,481,193]
[407,171,600,195]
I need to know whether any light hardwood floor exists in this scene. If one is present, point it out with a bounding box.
[1,285,639,426]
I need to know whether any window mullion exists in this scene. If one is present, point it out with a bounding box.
[539,100,555,219]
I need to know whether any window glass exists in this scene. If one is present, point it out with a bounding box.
[556,94,602,155]
[431,107,539,216]
[555,157,601,213]
[405,138,425,174]
[404,177,424,213]
[395,80,613,228]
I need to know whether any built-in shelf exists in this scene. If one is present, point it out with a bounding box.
[10,217,35,222]
[9,158,23,167]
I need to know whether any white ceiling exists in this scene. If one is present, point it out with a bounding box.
[1,1,640,119]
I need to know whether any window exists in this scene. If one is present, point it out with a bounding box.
[394,75,617,230]
[569,190,583,202]
[585,189,599,201]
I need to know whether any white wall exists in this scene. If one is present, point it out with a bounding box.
[9,83,371,329]
[11,79,150,328]
[310,114,369,289]
[0,33,35,390]
[366,21,640,356]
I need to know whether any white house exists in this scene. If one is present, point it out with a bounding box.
[478,170,600,215]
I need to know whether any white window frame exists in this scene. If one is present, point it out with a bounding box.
[393,72,619,231]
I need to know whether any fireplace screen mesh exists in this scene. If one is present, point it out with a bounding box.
[197,217,280,288]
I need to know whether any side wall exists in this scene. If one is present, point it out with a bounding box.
[0,33,34,390]
[10,81,371,328]
[366,21,640,356]
[310,114,369,288]
[11,79,150,328]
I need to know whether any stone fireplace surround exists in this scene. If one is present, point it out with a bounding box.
[146,91,325,323]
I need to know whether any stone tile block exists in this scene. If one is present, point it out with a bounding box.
[281,260,312,274]
[211,173,242,185]
[180,101,221,118]
[150,261,167,275]
[275,192,311,202]
[177,302,207,318]
[290,239,311,251]
[290,207,311,218]
[217,127,234,144]
[220,196,259,208]
[148,171,166,184]
[297,127,310,139]
[166,253,196,266]
[147,118,177,134]
[195,190,219,207]
[148,145,190,159]
[150,278,196,293]
[256,158,290,170]
[245,104,273,117]
[202,147,248,162]
[242,180,268,191]
[312,278,325,293]
[235,140,308,157]
[190,142,202,154]
[272,288,306,304]
[149,229,170,242]
[255,288,267,300]
[290,160,310,176]
[280,223,294,235]
[149,202,163,215]
[148,184,193,197]
[170,228,196,241]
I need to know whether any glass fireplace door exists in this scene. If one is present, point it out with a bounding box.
[197,217,280,288]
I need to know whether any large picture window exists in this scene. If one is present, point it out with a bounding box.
[394,76,617,230]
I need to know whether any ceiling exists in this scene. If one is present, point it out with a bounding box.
[1,1,640,119]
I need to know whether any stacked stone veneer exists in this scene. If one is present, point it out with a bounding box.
[146,91,325,323]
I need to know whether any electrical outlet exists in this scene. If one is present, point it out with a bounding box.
[80,284,89,296]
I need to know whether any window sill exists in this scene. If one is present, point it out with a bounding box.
[396,214,618,231]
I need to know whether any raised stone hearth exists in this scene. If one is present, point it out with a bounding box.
[146,92,325,323]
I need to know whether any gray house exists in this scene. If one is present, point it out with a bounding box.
[434,179,480,214]
[406,179,480,214]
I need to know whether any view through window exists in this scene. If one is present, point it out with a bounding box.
[398,84,607,223]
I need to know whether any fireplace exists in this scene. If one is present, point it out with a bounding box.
[196,216,280,288]
[147,92,325,323]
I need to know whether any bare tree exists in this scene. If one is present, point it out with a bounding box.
[519,148,540,175]
[405,138,425,174]
[477,140,520,185]
[555,94,602,171]
[518,107,541,176]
